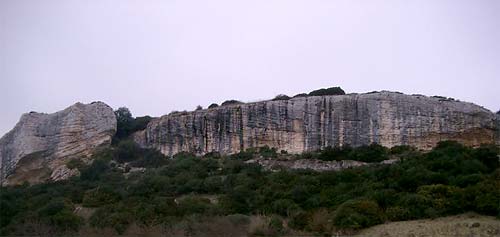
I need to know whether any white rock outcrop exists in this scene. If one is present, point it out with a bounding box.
[134,92,499,156]
[0,102,116,185]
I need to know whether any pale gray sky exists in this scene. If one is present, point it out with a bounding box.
[1,0,499,137]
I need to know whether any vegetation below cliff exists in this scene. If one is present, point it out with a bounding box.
[0,139,498,236]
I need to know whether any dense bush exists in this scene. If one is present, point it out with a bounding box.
[208,103,219,109]
[332,199,383,229]
[272,94,291,101]
[221,100,243,106]
[292,93,308,98]
[311,143,389,163]
[115,140,142,162]
[308,87,345,96]
[34,198,82,231]
[348,144,389,162]
[79,159,110,181]
[82,186,122,207]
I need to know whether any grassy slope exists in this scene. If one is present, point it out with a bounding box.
[355,213,500,237]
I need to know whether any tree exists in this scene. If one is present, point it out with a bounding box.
[114,107,152,141]
[208,103,219,109]
[114,107,134,140]
[195,105,203,111]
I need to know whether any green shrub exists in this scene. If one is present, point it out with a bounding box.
[452,174,483,187]
[271,199,300,217]
[203,176,223,193]
[115,139,142,162]
[221,100,243,106]
[178,197,211,215]
[129,148,168,168]
[258,146,278,158]
[395,193,432,219]
[385,206,410,221]
[471,145,500,171]
[267,215,284,235]
[66,159,85,170]
[417,184,464,215]
[390,145,415,155]
[82,187,121,207]
[79,159,109,181]
[288,211,309,230]
[317,146,351,161]
[230,149,255,160]
[292,93,308,98]
[49,209,82,231]
[272,94,291,101]
[37,198,82,231]
[134,116,152,131]
[37,199,66,217]
[90,205,131,234]
[308,87,345,96]
[348,143,389,162]
[332,199,383,229]
[470,180,500,215]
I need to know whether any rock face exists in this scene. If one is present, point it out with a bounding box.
[134,92,499,156]
[0,102,116,185]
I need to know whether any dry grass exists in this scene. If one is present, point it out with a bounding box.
[354,213,500,237]
[17,213,498,237]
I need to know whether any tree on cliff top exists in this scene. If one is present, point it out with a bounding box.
[114,107,152,142]
[115,107,134,140]
[308,86,345,96]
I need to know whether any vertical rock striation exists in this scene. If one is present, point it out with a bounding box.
[0,102,116,185]
[134,92,498,156]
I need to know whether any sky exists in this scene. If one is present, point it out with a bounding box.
[1,0,499,137]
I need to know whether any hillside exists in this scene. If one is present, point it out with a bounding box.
[0,140,499,236]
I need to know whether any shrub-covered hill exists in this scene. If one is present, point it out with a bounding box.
[0,141,499,236]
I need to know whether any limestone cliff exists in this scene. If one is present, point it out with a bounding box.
[0,102,116,185]
[134,92,498,156]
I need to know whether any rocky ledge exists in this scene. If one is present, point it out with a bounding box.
[245,157,399,172]
[0,102,116,185]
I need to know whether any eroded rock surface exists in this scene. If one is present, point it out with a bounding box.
[134,92,498,156]
[0,102,116,185]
